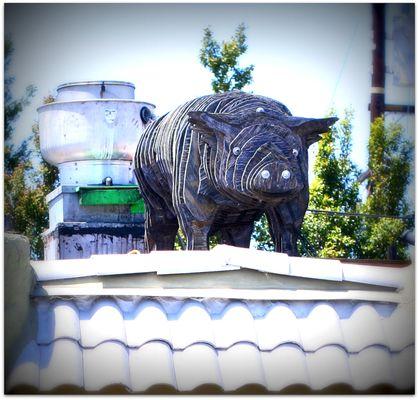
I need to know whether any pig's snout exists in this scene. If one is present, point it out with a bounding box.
[251,162,301,195]
[260,169,291,181]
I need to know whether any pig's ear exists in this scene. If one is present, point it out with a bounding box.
[188,111,239,144]
[281,116,338,146]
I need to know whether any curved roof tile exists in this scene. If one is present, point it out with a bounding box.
[125,300,170,347]
[7,340,39,391]
[306,345,352,390]
[255,304,302,350]
[173,343,222,391]
[383,302,414,351]
[171,301,214,349]
[349,346,393,391]
[391,345,415,390]
[37,301,80,344]
[299,304,345,351]
[341,304,387,352]
[129,342,176,392]
[260,343,309,391]
[83,342,130,391]
[218,343,266,391]
[214,302,258,348]
[80,299,126,347]
[39,339,82,391]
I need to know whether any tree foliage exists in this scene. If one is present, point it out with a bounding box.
[200,23,254,93]
[359,117,413,259]
[4,37,36,175]
[299,109,361,258]
[4,37,59,259]
[252,214,274,251]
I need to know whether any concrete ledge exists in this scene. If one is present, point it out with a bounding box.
[4,234,36,378]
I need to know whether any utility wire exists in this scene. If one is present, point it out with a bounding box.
[328,20,360,110]
[307,208,414,221]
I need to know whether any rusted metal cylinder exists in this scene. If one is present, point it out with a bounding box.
[371,3,385,122]
[56,80,135,101]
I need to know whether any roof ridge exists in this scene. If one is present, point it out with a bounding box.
[31,245,412,291]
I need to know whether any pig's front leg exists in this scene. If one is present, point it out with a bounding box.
[266,202,305,256]
[177,209,214,250]
[145,207,179,252]
[182,219,212,250]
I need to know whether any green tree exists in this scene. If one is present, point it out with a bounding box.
[4,37,59,259]
[252,215,274,251]
[299,110,361,258]
[200,23,254,93]
[4,37,36,175]
[5,160,49,258]
[360,117,413,259]
[5,100,59,259]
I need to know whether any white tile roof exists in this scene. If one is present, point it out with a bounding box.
[7,246,414,394]
[7,298,414,393]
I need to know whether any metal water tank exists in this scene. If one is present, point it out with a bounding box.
[38,81,155,186]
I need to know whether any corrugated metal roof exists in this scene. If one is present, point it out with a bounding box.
[7,298,414,393]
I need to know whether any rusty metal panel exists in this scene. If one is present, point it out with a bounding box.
[47,186,144,230]
[43,222,145,260]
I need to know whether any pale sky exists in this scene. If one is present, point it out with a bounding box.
[6,3,372,171]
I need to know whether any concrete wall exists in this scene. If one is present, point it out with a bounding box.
[4,234,37,378]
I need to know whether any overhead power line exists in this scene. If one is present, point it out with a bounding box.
[307,209,414,221]
[328,19,360,109]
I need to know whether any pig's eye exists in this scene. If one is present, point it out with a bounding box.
[282,170,291,180]
[232,147,241,156]
[292,149,299,157]
[261,170,271,179]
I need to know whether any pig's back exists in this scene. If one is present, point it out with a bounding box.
[135,91,290,194]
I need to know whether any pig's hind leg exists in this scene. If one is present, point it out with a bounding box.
[144,206,179,252]
[135,169,179,252]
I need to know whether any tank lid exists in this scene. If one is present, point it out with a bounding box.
[57,81,135,90]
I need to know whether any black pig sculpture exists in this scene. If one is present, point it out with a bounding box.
[134,91,337,255]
